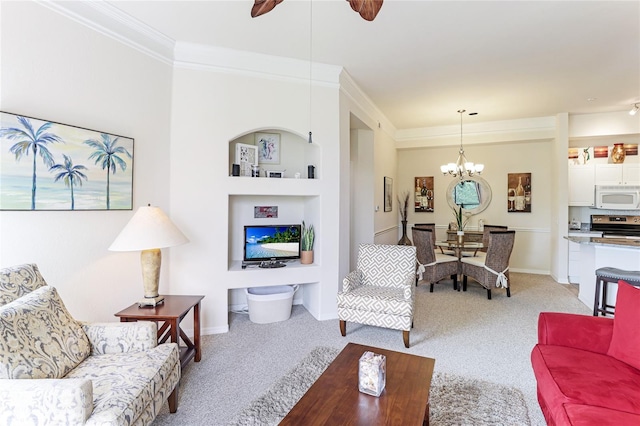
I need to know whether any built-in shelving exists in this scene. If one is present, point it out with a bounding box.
[225,129,322,305]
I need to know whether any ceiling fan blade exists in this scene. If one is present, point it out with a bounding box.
[251,0,284,18]
[347,0,383,21]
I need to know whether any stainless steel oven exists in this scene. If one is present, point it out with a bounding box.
[591,215,640,237]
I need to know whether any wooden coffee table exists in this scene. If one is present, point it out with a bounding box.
[280,342,435,425]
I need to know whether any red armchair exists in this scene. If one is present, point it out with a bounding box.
[531,280,640,425]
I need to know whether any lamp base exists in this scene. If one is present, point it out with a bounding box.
[138,295,165,308]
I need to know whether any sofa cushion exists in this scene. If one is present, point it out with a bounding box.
[0,263,47,306]
[0,286,91,379]
[563,404,640,426]
[66,343,180,426]
[532,344,640,419]
[607,280,640,370]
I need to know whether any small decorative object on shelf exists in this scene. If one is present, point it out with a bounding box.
[359,351,386,397]
[397,191,412,245]
[611,143,626,164]
[300,220,315,264]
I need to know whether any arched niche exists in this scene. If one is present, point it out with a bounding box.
[446,175,492,216]
[228,129,318,178]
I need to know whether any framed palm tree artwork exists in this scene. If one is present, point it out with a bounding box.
[0,111,134,211]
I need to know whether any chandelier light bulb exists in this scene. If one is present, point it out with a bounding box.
[630,104,639,116]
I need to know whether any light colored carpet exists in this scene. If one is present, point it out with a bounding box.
[227,346,531,426]
[153,272,589,425]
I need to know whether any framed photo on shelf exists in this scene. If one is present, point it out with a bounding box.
[235,143,258,177]
[255,132,280,164]
[384,176,393,212]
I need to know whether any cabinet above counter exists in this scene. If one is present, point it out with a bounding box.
[568,163,640,207]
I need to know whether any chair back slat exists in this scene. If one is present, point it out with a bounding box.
[413,223,436,247]
[357,244,416,288]
[412,227,436,265]
[481,225,508,252]
[485,231,515,272]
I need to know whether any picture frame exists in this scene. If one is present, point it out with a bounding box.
[507,172,531,213]
[266,170,284,178]
[384,176,393,212]
[255,132,280,164]
[0,111,134,211]
[235,143,258,177]
[254,206,278,218]
[414,176,434,212]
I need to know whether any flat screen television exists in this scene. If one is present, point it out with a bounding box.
[243,224,301,262]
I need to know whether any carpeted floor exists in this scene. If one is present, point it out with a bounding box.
[227,346,531,425]
[153,272,589,425]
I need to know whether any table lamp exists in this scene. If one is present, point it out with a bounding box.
[109,205,189,307]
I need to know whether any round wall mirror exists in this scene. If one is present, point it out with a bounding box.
[446,175,492,216]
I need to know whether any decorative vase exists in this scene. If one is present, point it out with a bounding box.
[611,143,626,164]
[457,231,465,245]
[398,220,412,246]
[300,250,314,265]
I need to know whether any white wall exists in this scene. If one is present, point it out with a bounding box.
[0,2,173,321]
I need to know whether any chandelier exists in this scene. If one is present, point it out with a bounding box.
[440,109,484,178]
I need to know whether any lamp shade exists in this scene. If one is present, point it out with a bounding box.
[109,206,188,251]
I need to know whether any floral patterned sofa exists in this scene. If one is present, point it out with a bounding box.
[0,264,181,425]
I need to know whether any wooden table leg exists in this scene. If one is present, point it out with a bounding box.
[170,318,179,344]
[194,302,201,362]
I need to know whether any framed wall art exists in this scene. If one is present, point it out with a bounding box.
[0,111,133,211]
[384,176,393,212]
[255,132,280,164]
[507,172,531,212]
[235,143,258,177]
[414,176,434,212]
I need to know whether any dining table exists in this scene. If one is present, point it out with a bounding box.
[435,240,483,291]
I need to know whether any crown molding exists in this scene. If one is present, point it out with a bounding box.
[174,41,341,87]
[37,0,175,65]
[395,116,557,149]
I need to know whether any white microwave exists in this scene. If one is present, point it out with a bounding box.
[595,185,640,210]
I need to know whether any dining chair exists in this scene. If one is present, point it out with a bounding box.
[480,225,508,253]
[337,244,416,348]
[412,227,459,292]
[413,223,437,247]
[461,230,515,299]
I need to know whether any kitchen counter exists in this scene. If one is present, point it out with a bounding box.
[566,236,640,249]
[565,236,640,312]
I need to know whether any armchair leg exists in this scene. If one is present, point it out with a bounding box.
[168,383,179,413]
[507,287,511,297]
[403,330,410,348]
[339,320,346,337]
[463,276,468,291]
[487,289,492,300]
[429,283,434,293]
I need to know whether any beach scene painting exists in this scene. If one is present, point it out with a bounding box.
[0,112,133,210]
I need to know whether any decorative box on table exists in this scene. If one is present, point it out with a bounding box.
[358,351,386,397]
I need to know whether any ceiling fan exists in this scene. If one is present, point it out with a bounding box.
[251,0,384,21]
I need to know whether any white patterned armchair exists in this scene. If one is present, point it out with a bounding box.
[337,244,416,348]
[0,264,181,425]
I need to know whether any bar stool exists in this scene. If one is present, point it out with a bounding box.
[593,268,640,316]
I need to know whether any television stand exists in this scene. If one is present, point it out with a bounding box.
[259,260,286,268]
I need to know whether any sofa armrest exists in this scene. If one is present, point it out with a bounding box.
[82,321,158,355]
[0,378,93,424]
[342,270,362,293]
[538,312,613,354]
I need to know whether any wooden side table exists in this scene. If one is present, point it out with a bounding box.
[115,295,204,368]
